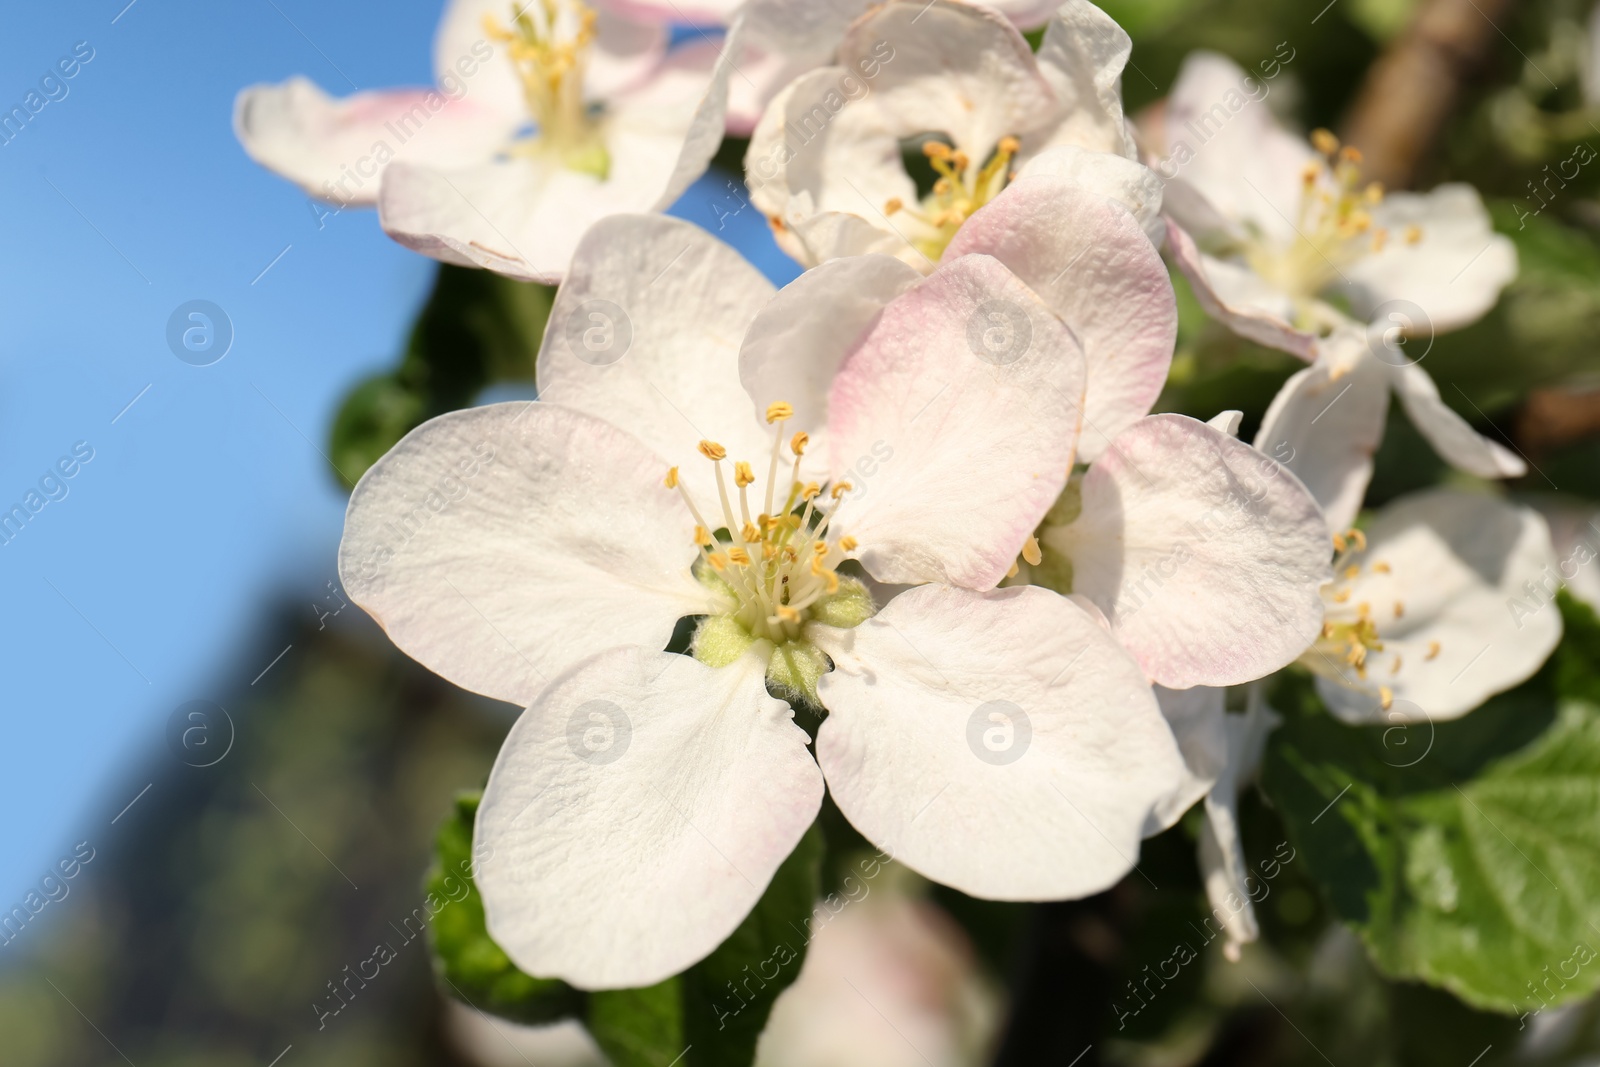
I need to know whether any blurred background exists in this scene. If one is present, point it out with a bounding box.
[3,0,1600,1063]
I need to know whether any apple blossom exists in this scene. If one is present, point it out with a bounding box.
[235,0,739,280]
[1152,51,1517,360]
[1303,488,1561,725]
[339,213,1188,989]
[746,0,1156,270]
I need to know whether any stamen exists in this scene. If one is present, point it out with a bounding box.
[765,402,794,423]
[734,461,756,488]
[1393,600,1405,619]
[664,466,679,489]
[1425,641,1441,660]
[790,432,809,456]
[884,197,904,215]
[1373,561,1391,573]
[694,526,712,547]
[1404,225,1423,245]
[1311,128,1340,156]
[1390,654,1403,675]
[830,482,853,500]
[1349,529,1367,551]
[727,547,751,566]
[1022,536,1042,566]
[839,536,858,552]
[698,440,727,461]
[1379,686,1394,711]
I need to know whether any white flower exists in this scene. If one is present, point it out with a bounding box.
[1529,497,1600,616]
[1151,51,1517,357]
[235,0,738,280]
[746,0,1155,270]
[1302,488,1562,724]
[339,213,1188,989]
[1254,325,1525,533]
[755,869,1001,1067]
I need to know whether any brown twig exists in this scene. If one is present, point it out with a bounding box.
[1340,0,1518,189]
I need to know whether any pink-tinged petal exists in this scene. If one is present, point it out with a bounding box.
[1166,219,1318,360]
[233,78,516,206]
[477,647,823,989]
[826,255,1087,590]
[739,253,923,475]
[1148,685,1226,834]
[1031,0,1140,159]
[948,171,1175,462]
[537,214,775,468]
[1342,184,1517,334]
[814,584,1184,900]
[338,403,717,707]
[1312,490,1562,724]
[1157,51,1317,244]
[1384,359,1526,479]
[592,0,745,24]
[1012,145,1166,240]
[1253,328,1392,533]
[1046,414,1331,688]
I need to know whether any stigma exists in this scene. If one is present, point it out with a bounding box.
[483,0,610,177]
[886,136,1021,262]
[664,402,875,700]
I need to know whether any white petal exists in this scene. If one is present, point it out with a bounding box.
[1207,410,1243,436]
[1031,0,1141,159]
[1148,685,1227,834]
[596,0,744,25]
[1384,359,1526,479]
[234,78,515,205]
[826,255,1087,590]
[1529,499,1600,617]
[946,169,1176,462]
[1046,414,1331,688]
[1013,144,1166,241]
[838,0,1059,160]
[477,647,824,989]
[1253,328,1392,533]
[814,584,1185,900]
[1313,489,1563,723]
[380,40,732,282]
[1157,51,1317,243]
[536,213,775,467]
[1197,698,1279,958]
[738,253,923,475]
[745,67,925,270]
[1165,220,1318,359]
[338,403,716,706]
[1342,184,1517,334]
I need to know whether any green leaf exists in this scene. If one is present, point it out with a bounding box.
[588,822,824,1067]
[328,265,553,489]
[1265,603,1600,1014]
[426,792,583,1025]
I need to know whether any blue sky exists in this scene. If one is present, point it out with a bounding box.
[0,0,797,908]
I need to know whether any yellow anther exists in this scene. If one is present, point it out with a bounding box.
[734,461,755,488]
[923,141,952,161]
[997,135,1021,156]
[1347,644,1367,668]
[1390,654,1403,675]
[1333,532,1348,552]
[694,525,712,547]
[1379,686,1394,711]
[1371,228,1388,253]
[762,543,779,561]
[1006,559,1021,579]
[727,547,751,566]
[951,150,970,171]
[839,536,858,552]
[708,552,729,571]
[1349,529,1367,551]
[1022,536,1042,567]
[1373,561,1391,573]
[775,605,801,623]
[1302,162,1321,186]
[1334,589,1352,603]
[884,197,904,215]
[1393,600,1405,619]
[740,522,760,543]
[765,401,794,424]
[1345,565,1361,580]
[1365,181,1384,203]
[759,513,779,533]
[1322,621,1336,638]
[1358,601,1372,618]
[698,440,727,461]
[1311,128,1340,156]
[813,540,829,556]
[1404,225,1423,245]
[1425,641,1441,661]
[801,482,821,500]
[830,481,854,500]
[825,570,840,594]
[664,466,679,489]
[790,431,809,456]
[1339,145,1363,165]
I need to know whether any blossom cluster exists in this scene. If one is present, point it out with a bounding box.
[238,0,1565,1000]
